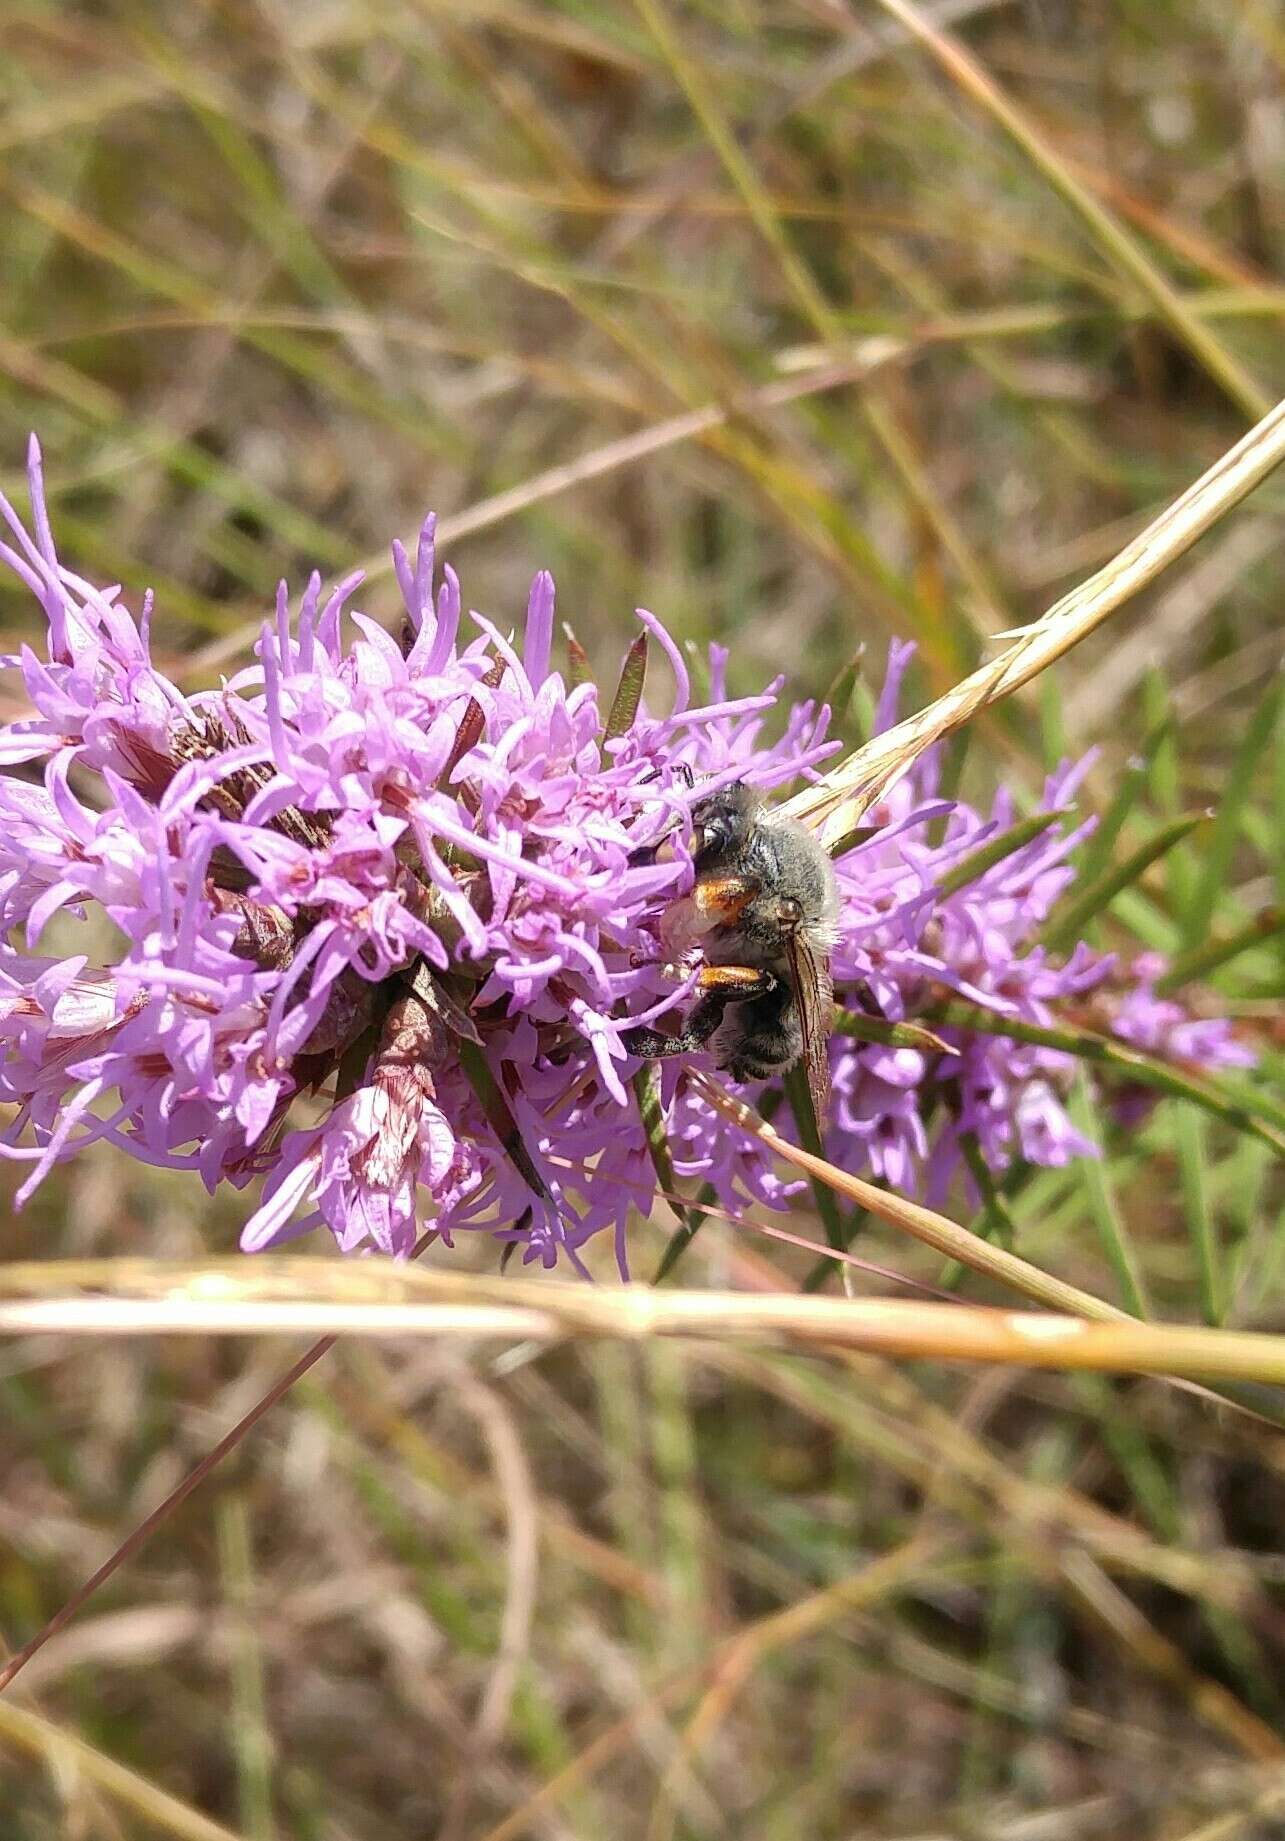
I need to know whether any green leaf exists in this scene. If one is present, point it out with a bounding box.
[783,1062,845,1252]
[1068,1079,1150,1317]
[1074,716,1171,890]
[652,1183,718,1285]
[827,824,882,860]
[1039,674,1067,770]
[935,1000,1285,1159]
[939,1132,1020,1291]
[1174,1107,1221,1325]
[456,1039,556,1208]
[822,650,870,746]
[604,631,648,740]
[936,812,1062,899]
[832,1009,956,1056]
[1155,906,1285,994]
[801,1205,869,1291]
[1182,678,1282,951]
[633,1063,676,1202]
[1045,812,1207,954]
[959,1132,1018,1251]
[563,622,594,691]
[1141,671,1194,915]
[928,727,973,845]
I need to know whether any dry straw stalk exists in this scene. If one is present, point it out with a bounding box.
[3,1260,1285,1387]
[781,394,1285,849]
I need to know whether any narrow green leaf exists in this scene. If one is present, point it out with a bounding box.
[928,727,972,846]
[827,824,881,861]
[801,1205,869,1291]
[216,1496,275,1841]
[652,1182,718,1284]
[936,812,1062,899]
[1142,671,1194,916]
[563,622,594,691]
[1182,678,1282,951]
[1073,1375,1180,1541]
[1075,717,1171,889]
[1155,906,1285,994]
[823,649,865,716]
[959,1132,1017,1251]
[604,631,648,740]
[1174,1108,1220,1325]
[935,1000,1285,1158]
[939,1132,1020,1290]
[1038,674,1067,770]
[1068,1079,1150,1317]
[833,1009,956,1056]
[1046,812,1207,954]
[633,1062,676,1199]
[783,1062,845,1252]
[822,650,869,745]
[456,1039,556,1207]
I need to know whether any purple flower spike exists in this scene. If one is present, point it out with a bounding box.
[0,449,1253,1271]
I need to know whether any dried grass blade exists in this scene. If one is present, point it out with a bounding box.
[782,395,1285,850]
[862,0,1272,420]
[689,1073,1130,1320]
[3,1268,1285,1389]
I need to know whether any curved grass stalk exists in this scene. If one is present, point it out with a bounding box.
[781,396,1285,850]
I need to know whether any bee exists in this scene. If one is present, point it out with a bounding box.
[623,784,840,1121]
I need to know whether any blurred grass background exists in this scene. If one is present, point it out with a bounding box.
[1,1,1284,1835]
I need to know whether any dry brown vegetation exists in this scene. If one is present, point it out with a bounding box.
[0,2,1283,1836]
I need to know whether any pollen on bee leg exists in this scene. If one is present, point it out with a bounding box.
[694,964,775,996]
[659,874,756,955]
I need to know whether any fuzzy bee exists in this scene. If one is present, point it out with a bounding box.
[623,784,840,1121]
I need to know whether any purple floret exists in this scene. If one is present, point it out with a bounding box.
[0,439,1253,1273]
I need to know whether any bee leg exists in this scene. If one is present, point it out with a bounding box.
[622,969,776,1061]
[621,992,731,1061]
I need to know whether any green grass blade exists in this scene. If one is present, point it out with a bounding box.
[1068,1079,1151,1317]
[1046,813,1208,955]
[1074,718,1171,890]
[936,812,1062,898]
[783,1062,846,1253]
[456,1039,555,1211]
[1182,678,1282,951]
[832,1010,956,1055]
[1174,1108,1221,1325]
[652,1182,718,1285]
[936,1000,1285,1158]
[1156,906,1285,993]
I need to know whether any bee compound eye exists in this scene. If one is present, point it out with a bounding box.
[779,896,803,923]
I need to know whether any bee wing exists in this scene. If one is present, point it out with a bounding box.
[784,924,834,1127]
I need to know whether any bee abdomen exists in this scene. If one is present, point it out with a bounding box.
[714,996,803,1083]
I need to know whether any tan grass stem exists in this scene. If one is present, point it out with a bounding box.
[780,395,1285,848]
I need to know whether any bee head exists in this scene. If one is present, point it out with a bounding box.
[690,783,761,869]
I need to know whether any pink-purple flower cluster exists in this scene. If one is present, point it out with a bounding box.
[0,441,1251,1273]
